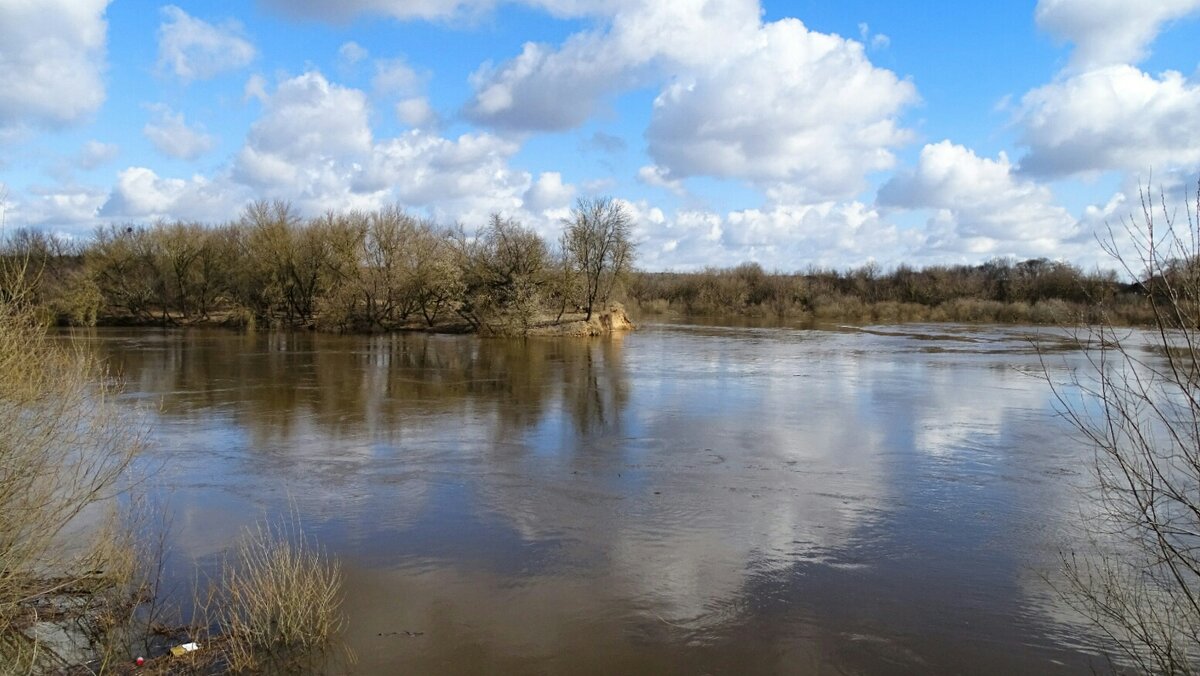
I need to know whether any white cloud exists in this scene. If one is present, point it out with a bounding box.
[6,185,107,232]
[637,165,685,196]
[466,4,914,200]
[243,74,269,103]
[858,22,890,50]
[647,18,916,201]
[523,172,576,212]
[1035,0,1200,69]
[621,197,918,272]
[372,58,424,96]
[1017,65,1200,177]
[338,41,368,66]
[0,0,109,133]
[395,98,436,127]
[214,71,529,220]
[356,130,530,222]
[79,140,119,170]
[99,167,244,222]
[464,0,762,131]
[878,141,1081,257]
[143,105,216,160]
[233,72,373,190]
[465,37,638,131]
[157,5,256,81]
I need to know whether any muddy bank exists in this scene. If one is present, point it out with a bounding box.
[524,304,636,337]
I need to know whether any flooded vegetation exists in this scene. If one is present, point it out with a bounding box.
[77,322,1132,674]
[3,198,636,337]
[627,259,1154,326]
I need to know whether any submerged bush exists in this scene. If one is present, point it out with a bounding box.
[212,518,346,672]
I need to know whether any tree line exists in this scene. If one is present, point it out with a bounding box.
[629,258,1155,325]
[0,198,635,335]
[0,198,1172,331]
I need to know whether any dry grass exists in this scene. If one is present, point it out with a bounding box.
[208,517,346,672]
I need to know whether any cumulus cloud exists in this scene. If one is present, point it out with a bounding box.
[629,199,916,271]
[6,185,107,232]
[466,37,639,131]
[372,58,425,96]
[464,0,761,131]
[0,0,109,133]
[355,130,529,221]
[143,105,216,160]
[1035,0,1200,69]
[637,165,685,196]
[395,98,436,127]
[79,140,119,170]
[465,2,914,200]
[233,72,373,190]
[99,167,245,222]
[170,70,528,220]
[879,141,1081,257]
[157,6,256,81]
[370,59,435,126]
[75,67,539,226]
[523,172,576,212]
[1017,65,1200,177]
[647,18,916,200]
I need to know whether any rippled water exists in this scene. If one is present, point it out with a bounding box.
[80,323,1119,674]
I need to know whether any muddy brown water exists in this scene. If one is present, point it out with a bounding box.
[79,323,1118,674]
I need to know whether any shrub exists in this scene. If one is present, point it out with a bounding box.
[0,267,143,670]
[213,518,346,672]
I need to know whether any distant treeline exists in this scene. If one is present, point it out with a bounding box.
[0,199,634,335]
[628,260,1157,325]
[0,201,1166,331]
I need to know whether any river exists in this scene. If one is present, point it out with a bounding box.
[81,322,1113,674]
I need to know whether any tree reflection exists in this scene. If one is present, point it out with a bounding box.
[97,329,631,451]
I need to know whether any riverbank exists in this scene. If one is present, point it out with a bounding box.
[86,303,638,337]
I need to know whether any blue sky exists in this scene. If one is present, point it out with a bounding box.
[2,0,1199,271]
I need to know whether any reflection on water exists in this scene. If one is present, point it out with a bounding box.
[79,324,1113,674]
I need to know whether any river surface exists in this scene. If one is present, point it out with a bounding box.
[81,323,1117,674]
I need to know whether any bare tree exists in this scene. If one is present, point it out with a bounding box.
[1047,178,1200,674]
[0,269,144,669]
[452,215,549,334]
[563,197,634,320]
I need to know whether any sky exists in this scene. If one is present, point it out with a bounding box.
[1,0,1199,272]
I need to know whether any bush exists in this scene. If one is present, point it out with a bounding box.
[0,267,143,670]
[212,518,346,672]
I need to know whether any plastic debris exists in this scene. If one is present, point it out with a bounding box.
[170,642,200,657]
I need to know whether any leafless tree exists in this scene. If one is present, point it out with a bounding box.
[1047,178,1200,674]
[563,197,634,320]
